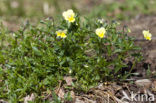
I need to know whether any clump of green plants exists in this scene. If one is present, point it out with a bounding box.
[0,9,141,102]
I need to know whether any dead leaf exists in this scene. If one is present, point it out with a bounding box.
[70,91,75,100]
[152,81,156,92]
[75,98,85,103]
[57,88,65,99]
[0,99,8,103]
[24,93,35,103]
[64,76,73,86]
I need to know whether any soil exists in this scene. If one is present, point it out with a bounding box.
[124,15,156,77]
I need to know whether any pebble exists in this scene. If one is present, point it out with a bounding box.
[135,79,152,88]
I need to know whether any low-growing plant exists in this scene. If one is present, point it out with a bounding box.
[0,9,142,102]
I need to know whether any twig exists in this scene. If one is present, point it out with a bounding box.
[55,80,62,94]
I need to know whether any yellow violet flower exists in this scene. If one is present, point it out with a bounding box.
[97,19,104,24]
[56,30,67,38]
[63,9,75,23]
[128,28,131,33]
[143,30,152,40]
[95,27,106,38]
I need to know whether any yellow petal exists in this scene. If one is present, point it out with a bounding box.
[56,30,67,38]
[68,16,75,22]
[143,30,152,40]
[62,9,75,23]
[95,27,106,38]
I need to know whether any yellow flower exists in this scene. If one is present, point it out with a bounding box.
[143,30,152,40]
[62,9,75,23]
[95,27,106,38]
[56,30,67,38]
[128,28,131,33]
[97,19,104,24]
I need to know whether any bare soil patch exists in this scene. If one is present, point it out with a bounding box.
[124,15,156,76]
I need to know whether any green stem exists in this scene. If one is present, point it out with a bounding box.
[123,60,136,80]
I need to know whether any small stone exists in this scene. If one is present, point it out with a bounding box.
[135,79,152,88]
